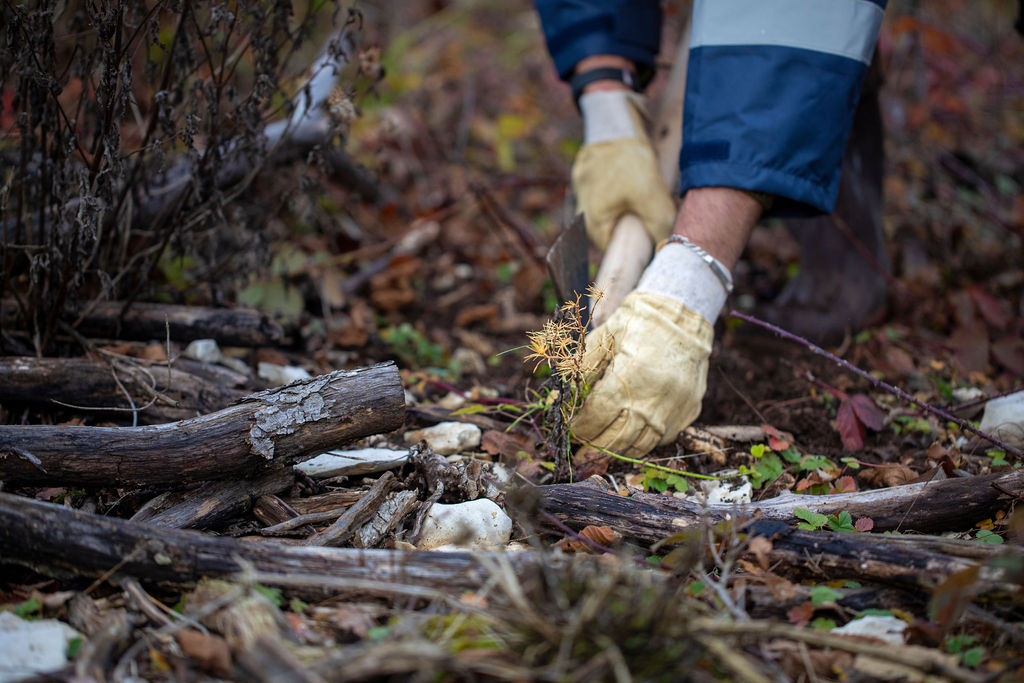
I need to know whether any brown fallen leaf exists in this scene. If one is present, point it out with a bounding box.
[748,535,773,571]
[859,463,918,488]
[140,342,168,361]
[572,445,611,479]
[764,573,798,601]
[553,525,618,553]
[176,629,232,677]
[481,430,536,460]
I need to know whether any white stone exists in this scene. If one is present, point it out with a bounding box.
[404,421,481,455]
[688,470,751,505]
[482,463,513,500]
[0,612,83,683]
[296,448,410,478]
[979,391,1024,449]
[451,348,486,376]
[436,392,467,410]
[219,356,251,376]
[258,362,312,387]
[417,499,512,550]
[832,615,907,646]
[182,338,223,364]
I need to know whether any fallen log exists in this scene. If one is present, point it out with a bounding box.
[0,490,1020,605]
[531,483,1022,590]
[0,363,404,486]
[0,492,544,598]
[74,300,285,346]
[130,467,295,529]
[615,467,1024,534]
[0,356,247,423]
[1,300,285,346]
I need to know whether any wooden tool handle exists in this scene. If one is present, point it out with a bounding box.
[590,213,653,328]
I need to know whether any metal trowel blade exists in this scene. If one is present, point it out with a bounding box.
[545,213,589,306]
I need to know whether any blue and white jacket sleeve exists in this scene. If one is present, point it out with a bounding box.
[535,0,886,216]
[533,0,662,82]
[682,0,886,214]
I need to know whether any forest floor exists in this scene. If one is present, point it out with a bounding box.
[2,0,1024,680]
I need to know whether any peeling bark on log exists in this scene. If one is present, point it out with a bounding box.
[130,468,295,529]
[532,484,1023,591]
[0,356,246,423]
[0,363,404,486]
[352,490,421,549]
[0,492,542,597]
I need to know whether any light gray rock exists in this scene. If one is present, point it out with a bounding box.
[182,338,223,363]
[404,421,481,455]
[258,362,312,387]
[296,447,410,478]
[416,499,512,550]
[979,391,1024,449]
[0,612,83,683]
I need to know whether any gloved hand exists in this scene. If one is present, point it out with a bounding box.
[572,290,713,458]
[571,237,732,458]
[572,91,676,250]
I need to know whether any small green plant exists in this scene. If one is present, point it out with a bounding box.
[381,323,447,370]
[795,508,861,532]
[945,635,985,667]
[810,586,843,607]
[795,508,829,530]
[66,637,84,659]
[987,449,1009,467]
[737,443,784,490]
[973,529,1003,544]
[891,415,933,435]
[8,597,42,620]
[641,467,689,494]
[252,584,284,608]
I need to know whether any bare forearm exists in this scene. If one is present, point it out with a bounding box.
[673,187,762,270]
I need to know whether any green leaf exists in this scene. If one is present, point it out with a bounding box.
[810,586,843,606]
[749,453,784,489]
[779,446,803,464]
[66,637,84,659]
[253,584,283,607]
[799,455,834,471]
[665,474,689,493]
[974,529,1004,544]
[750,443,766,458]
[451,404,488,415]
[860,608,893,617]
[14,598,42,620]
[289,598,308,613]
[811,617,837,631]
[962,647,985,667]
[840,457,861,470]
[794,508,829,530]
[827,511,855,532]
[686,580,705,597]
[946,635,975,653]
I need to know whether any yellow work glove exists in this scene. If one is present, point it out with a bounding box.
[571,91,676,251]
[572,290,714,458]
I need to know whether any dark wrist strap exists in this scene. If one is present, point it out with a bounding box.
[570,67,642,108]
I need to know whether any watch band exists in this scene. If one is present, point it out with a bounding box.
[570,67,642,108]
